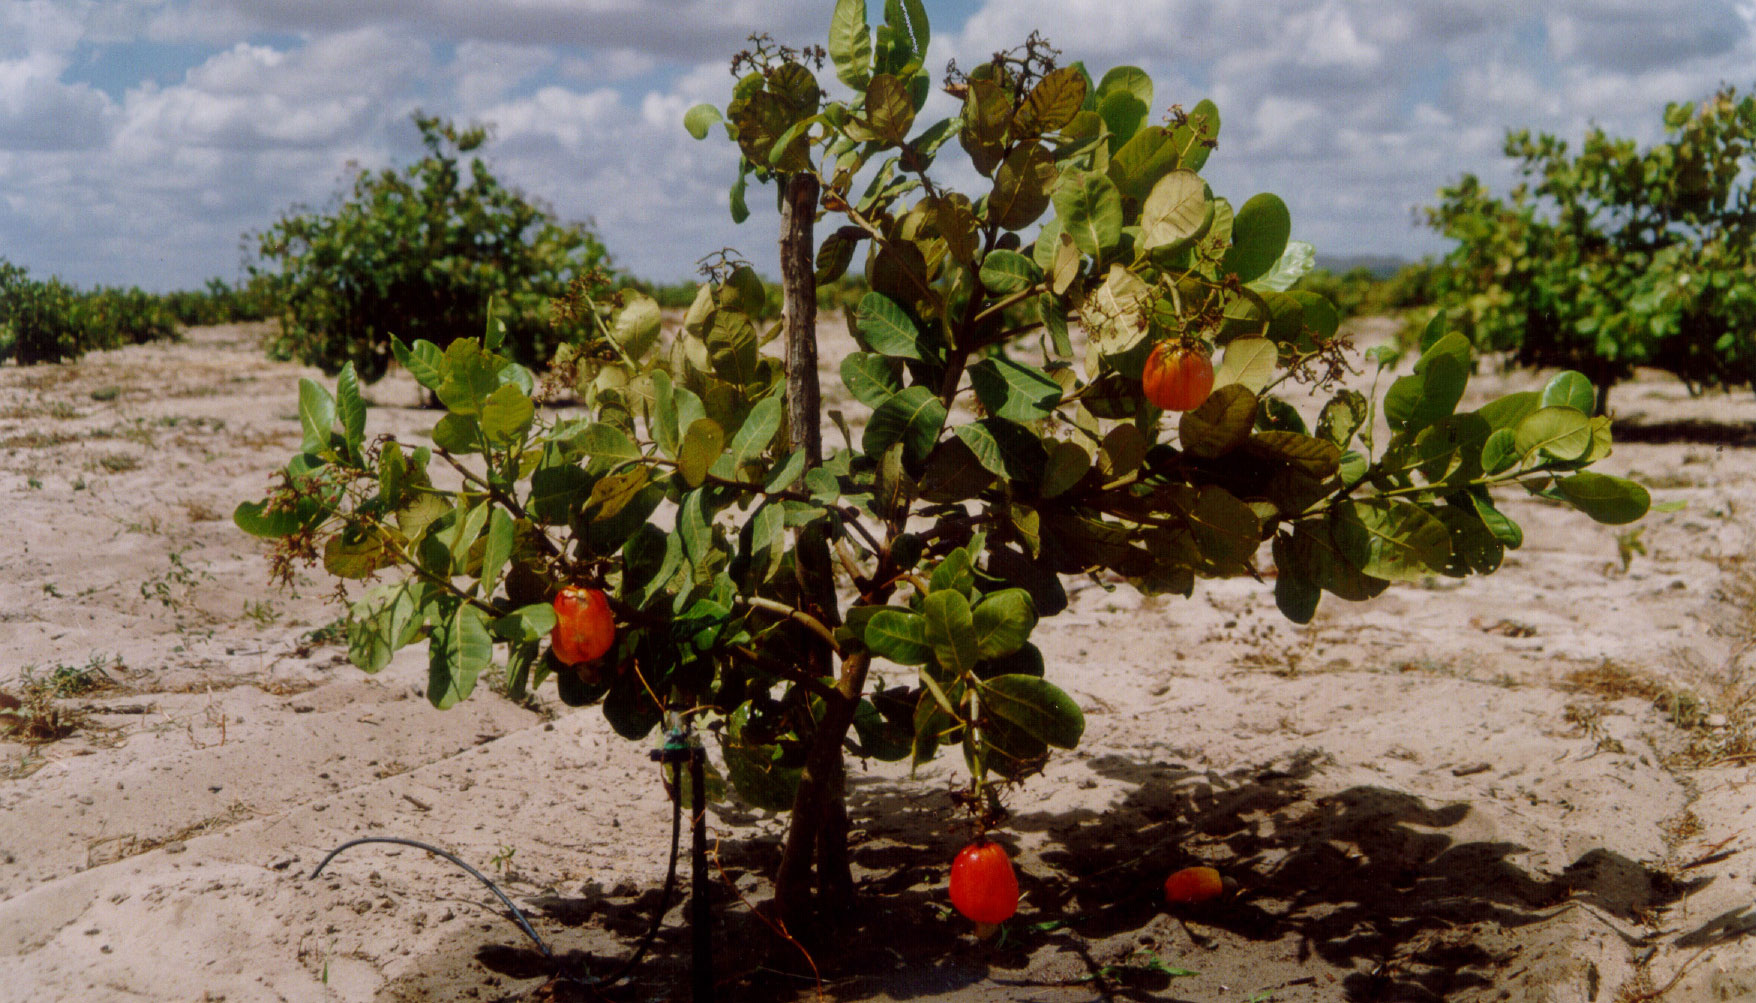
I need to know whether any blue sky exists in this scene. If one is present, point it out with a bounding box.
[2,0,1752,291]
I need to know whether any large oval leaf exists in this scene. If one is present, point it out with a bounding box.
[1222,192,1291,283]
[1330,499,1452,581]
[864,386,948,464]
[1052,171,1123,256]
[1514,406,1594,462]
[1555,472,1650,524]
[981,674,1084,749]
[1179,384,1257,458]
[972,588,1037,660]
[1140,169,1211,251]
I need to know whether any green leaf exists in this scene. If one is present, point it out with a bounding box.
[1052,172,1123,256]
[392,337,444,390]
[1213,337,1276,393]
[969,356,1062,422]
[1281,523,1388,601]
[1107,125,1177,202]
[324,526,390,579]
[1476,391,1542,430]
[492,602,556,644]
[528,464,592,525]
[883,0,929,75]
[1542,370,1596,414]
[978,248,1042,295]
[435,339,502,417]
[432,412,481,454]
[588,467,649,522]
[722,712,802,812]
[989,142,1057,230]
[981,674,1084,749]
[972,589,1036,660]
[428,603,492,709]
[1247,431,1341,479]
[683,103,723,140]
[841,352,901,408]
[862,73,916,144]
[856,292,925,360]
[1095,66,1151,140]
[1384,354,1467,434]
[863,386,947,464]
[298,378,336,455]
[954,418,1047,482]
[679,418,724,487]
[480,383,533,444]
[603,671,662,741]
[480,508,515,597]
[923,590,977,679]
[1555,472,1650,524]
[918,437,995,503]
[1173,98,1221,171]
[1040,440,1091,498]
[930,547,975,596]
[1179,384,1257,458]
[729,395,782,469]
[829,0,873,89]
[1469,488,1524,548]
[1271,534,1321,624]
[1084,264,1152,355]
[1140,169,1211,251]
[612,293,663,359]
[1014,66,1087,136]
[335,363,366,455]
[1222,192,1291,283]
[865,609,933,665]
[348,582,427,674]
[1250,240,1316,293]
[1317,390,1368,450]
[1480,428,1519,474]
[233,499,307,539]
[1514,406,1594,462]
[1331,499,1452,581]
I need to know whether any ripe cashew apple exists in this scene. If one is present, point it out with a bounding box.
[550,586,615,666]
[1163,865,1225,904]
[1142,341,1215,412]
[949,839,1019,925]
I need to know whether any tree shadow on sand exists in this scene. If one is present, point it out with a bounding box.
[1611,416,1756,447]
[459,750,1701,1003]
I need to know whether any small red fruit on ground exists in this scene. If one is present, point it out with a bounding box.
[949,839,1019,925]
[550,586,615,666]
[1142,341,1215,412]
[1163,865,1224,904]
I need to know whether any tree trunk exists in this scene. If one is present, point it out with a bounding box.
[773,653,870,930]
[780,172,822,467]
[770,170,860,933]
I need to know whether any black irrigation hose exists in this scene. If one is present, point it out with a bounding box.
[307,762,687,990]
[310,836,555,959]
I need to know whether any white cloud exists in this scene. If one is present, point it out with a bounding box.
[3,0,1756,290]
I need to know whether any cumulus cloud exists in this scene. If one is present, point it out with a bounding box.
[3,0,1756,289]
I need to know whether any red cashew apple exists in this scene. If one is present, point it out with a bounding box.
[949,839,1019,925]
[1142,341,1215,412]
[550,586,615,666]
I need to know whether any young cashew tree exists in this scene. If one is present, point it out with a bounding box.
[238,0,1649,933]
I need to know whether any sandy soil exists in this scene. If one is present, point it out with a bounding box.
[2,318,1754,1003]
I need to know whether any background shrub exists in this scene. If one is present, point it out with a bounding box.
[256,113,611,382]
[1423,85,1756,412]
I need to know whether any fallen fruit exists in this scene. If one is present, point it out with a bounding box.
[550,586,615,666]
[1163,865,1224,904]
[1142,340,1215,412]
[949,839,1018,925]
